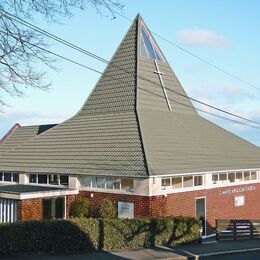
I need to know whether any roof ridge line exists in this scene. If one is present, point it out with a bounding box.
[0,123,20,144]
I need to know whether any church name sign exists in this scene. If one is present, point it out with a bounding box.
[219,185,256,196]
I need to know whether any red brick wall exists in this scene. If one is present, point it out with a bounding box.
[19,198,43,221]
[67,183,260,234]
[150,183,260,233]
[67,191,150,218]
[18,196,75,221]
[66,194,78,218]
[18,182,260,234]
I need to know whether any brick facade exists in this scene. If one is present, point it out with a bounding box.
[75,191,150,217]
[150,183,260,233]
[19,198,43,221]
[64,183,260,234]
[16,183,260,235]
[66,194,78,218]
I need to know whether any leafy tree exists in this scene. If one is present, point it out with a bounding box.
[0,0,124,107]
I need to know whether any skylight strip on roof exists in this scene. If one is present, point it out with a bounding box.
[140,23,165,62]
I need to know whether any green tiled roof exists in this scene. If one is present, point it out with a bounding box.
[0,17,148,177]
[0,124,56,154]
[0,14,259,176]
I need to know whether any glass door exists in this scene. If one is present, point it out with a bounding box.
[195,197,206,236]
[43,197,65,220]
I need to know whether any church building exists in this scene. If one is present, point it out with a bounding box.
[0,15,259,235]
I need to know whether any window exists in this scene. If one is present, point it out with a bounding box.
[80,176,134,192]
[194,176,203,186]
[183,176,193,188]
[12,173,19,182]
[81,176,92,187]
[60,175,69,186]
[106,177,114,189]
[219,173,227,182]
[140,24,164,61]
[93,177,105,189]
[121,178,134,192]
[49,175,59,185]
[161,175,204,190]
[251,172,257,180]
[212,171,258,185]
[29,174,69,186]
[0,172,19,183]
[29,174,37,183]
[38,174,48,184]
[228,173,235,183]
[43,197,65,220]
[161,178,171,188]
[113,178,121,190]
[212,174,218,184]
[235,172,243,182]
[172,177,182,189]
[244,172,250,181]
[4,173,12,182]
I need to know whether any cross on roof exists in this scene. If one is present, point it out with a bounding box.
[154,60,172,111]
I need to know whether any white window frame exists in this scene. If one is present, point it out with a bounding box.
[0,172,19,183]
[212,171,258,186]
[79,176,135,193]
[28,174,68,187]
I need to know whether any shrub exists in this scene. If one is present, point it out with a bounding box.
[71,198,91,218]
[0,217,200,255]
[103,218,151,249]
[98,199,117,219]
[0,219,99,255]
[102,217,201,250]
[154,216,201,246]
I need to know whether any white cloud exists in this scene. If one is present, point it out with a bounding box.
[2,107,71,121]
[177,29,229,49]
[187,82,257,103]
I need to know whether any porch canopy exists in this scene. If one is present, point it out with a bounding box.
[0,184,78,200]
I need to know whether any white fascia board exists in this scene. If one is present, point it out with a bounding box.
[149,168,260,178]
[0,189,78,200]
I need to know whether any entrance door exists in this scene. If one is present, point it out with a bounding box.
[195,197,206,236]
[43,197,65,220]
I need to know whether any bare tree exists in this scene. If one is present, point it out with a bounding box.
[0,0,124,107]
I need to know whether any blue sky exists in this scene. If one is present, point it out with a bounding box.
[0,0,259,146]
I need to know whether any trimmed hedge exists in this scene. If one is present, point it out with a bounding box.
[0,217,200,255]
[103,217,201,250]
[98,199,117,219]
[71,198,91,218]
[0,219,99,255]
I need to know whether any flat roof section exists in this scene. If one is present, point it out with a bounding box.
[0,184,78,200]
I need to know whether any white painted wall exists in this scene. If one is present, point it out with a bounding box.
[19,173,29,184]
[69,176,80,190]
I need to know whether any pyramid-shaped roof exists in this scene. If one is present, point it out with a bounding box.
[0,15,259,176]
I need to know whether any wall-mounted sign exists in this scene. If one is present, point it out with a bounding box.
[234,196,245,207]
[219,185,256,196]
[118,202,134,219]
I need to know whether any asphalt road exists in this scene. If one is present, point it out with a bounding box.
[204,251,260,260]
